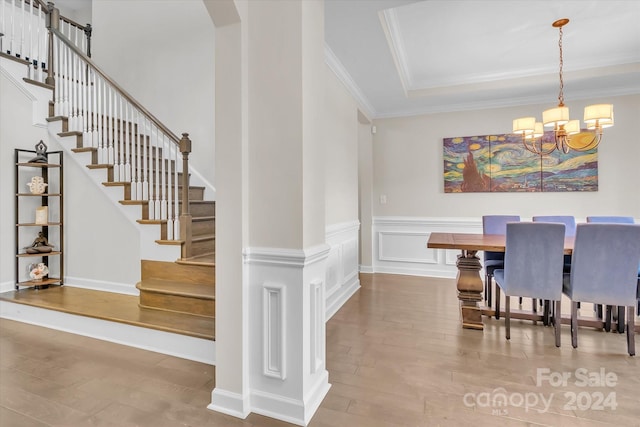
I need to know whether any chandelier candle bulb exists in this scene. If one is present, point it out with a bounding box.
[584,104,614,129]
[513,117,535,134]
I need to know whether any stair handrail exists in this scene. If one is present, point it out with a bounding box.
[47,15,194,254]
[0,0,91,80]
[49,27,181,144]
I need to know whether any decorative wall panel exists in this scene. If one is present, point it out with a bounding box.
[443,133,598,193]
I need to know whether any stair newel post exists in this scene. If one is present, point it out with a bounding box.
[179,133,192,259]
[45,1,58,86]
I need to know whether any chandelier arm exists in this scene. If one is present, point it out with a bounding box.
[567,133,601,151]
[556,137,571,154]
[523,136,556,156]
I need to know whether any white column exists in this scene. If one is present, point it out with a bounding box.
[209,0,329,425]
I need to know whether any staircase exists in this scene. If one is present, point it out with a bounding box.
[1,0,216,336]
[46,112,216,325]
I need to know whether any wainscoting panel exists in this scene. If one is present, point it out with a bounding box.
[372,217,483,278]
[262,283,286,380]
[325,221,361,320]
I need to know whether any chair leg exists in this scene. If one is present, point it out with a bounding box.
[595,304,603,319]
[505,295,510,340]
[604,305,612,332]
[495,286,501,320]
[617,306,625,334]
[627,306,635,357]
[571,301,578,349]
[543,300,550,326]
[554,300,561,348]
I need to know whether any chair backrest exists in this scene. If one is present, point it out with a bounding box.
[586,216,634,224]
[503,222,565,300]
[586,217,639,276]
[532,215,576,237]
[567,224,640,306]
[483,215,521,234]
[483,215,520,262]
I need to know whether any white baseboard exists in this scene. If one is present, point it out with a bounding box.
[208,388,250,419]
[359,265,373,273]
[65,277,139,295]
[326,273,360,320]
[250,370,331,426]
[0,300,215,364]
[0,281,15,294]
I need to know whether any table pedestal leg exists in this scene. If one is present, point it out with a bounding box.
[456,250,484,330]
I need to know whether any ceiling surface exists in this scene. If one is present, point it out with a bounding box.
[324,0,640,118]
[54,0,640,120]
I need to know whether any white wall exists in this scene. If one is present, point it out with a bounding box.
[367,94,640,277]
[0,68,49,290]
[324,67,359,226]
[91,0,215,192]
[372,94,640,218]
[0,61,140,293]
[323,67,361,317]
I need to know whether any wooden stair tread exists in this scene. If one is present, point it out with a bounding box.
[193,216,215,222]
[178,254,215,266]
[137,279,215,299]
[0,286,214,340]
[156,239,182,245]
[193,233,215,242]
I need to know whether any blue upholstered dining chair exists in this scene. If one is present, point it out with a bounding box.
[562,223,640,356]
[533,216,575,276]
[482,215,520,318]
[586,216,638,330]
[493,222,566,347]
[586,216,634,224]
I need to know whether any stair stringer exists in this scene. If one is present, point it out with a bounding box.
[47,121,181,262]
[0,54,50,128]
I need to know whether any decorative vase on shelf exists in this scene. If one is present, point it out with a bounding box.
[27,176,48,194]
[28,263,49,281]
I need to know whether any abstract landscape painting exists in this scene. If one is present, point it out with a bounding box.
[443,133,598,193]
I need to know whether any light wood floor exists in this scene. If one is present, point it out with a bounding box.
[1,273,639,426]
[0,286,214,340]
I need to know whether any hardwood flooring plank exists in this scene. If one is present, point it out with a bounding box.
[2,272,639,426]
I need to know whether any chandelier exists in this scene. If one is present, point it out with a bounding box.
[512,19,614,155]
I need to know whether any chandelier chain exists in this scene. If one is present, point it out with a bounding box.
[558,25,564,106]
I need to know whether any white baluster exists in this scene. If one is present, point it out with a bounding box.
[156,132,169,219]
[142,118,150,202]
[173,137,180,239]
[133,109,141,200]
[124,102,131,183]
[53,37,60,115]
[98,79,107,164]
[19,0,24,58]
[27,0,32,64]
[91,68,98,148]
[155,127,161,220]
[108,86,114,165]
[36,2,41,81]
[10,0,15,54]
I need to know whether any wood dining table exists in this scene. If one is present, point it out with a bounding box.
[427,232,574,330]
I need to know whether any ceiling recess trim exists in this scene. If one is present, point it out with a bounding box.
[324,43,376,119]
[379,8,412,97]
